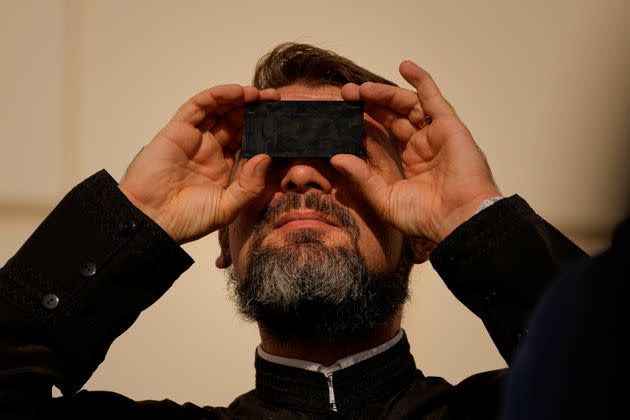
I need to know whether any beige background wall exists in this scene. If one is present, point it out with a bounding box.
[1,0,628,406]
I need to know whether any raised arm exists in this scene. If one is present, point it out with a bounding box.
[334,61,588,361]
[0,84,279,418]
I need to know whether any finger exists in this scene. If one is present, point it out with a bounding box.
[219,154,271,223]
[223,106,246,133]
[243,85,261,103]
[358,83,425,123]
[399,61,453,118]
[223,127,243,156]
[344,83,420,143]
[363,103,421,143]
[173,84,246,126]
[197,115,217,133]
[330,154,392,219]
[212,86,263,144]
[259,88,281,101]
[220,88,279,153]
[207,87,280,152]
[340,83,360,101]
[210,115,241,147]
[219,87,280,139]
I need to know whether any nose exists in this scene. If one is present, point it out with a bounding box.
[280,159,333,194]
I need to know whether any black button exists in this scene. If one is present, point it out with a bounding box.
[79,261,97,277]
[42,294,59,309]
[118,220,137,235]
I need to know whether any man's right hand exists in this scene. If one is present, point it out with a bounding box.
[118,84,279,244]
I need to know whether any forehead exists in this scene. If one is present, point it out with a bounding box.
[277,84,343,100]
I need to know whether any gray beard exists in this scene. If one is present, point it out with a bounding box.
[227,193,412,341]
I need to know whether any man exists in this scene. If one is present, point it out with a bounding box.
[0,43,587,419]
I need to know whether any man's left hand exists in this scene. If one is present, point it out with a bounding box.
[332,60,501,244]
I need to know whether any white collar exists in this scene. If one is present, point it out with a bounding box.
[256,329,404,376]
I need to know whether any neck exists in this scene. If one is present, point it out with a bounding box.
[258,314,402,366]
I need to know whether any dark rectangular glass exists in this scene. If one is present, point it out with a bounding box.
[241,101,364,158]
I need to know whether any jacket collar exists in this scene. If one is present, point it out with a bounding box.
[254,332,418,414]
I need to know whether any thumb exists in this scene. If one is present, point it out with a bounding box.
[330,154,392,218]
[219,154,270,224]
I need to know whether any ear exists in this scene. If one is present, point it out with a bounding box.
[410,237,437,264]
[215,228,232,269]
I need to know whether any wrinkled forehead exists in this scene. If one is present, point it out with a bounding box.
[277,84,344,100]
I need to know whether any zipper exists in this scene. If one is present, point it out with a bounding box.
[325,372,337,411]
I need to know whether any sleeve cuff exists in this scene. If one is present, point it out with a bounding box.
[429,194,587,361]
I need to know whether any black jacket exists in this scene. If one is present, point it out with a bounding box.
[0,171,587,419]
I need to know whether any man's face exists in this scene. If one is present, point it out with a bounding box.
[229,84,405,274]
[225,84,411,338]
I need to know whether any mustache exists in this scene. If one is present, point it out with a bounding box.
[254,192,360,237]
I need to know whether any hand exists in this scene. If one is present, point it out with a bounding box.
[333,61,501,243]
[118,85,279,244]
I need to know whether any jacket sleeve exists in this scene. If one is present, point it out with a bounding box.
[0,170,194,413]
[429,195,588,363]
